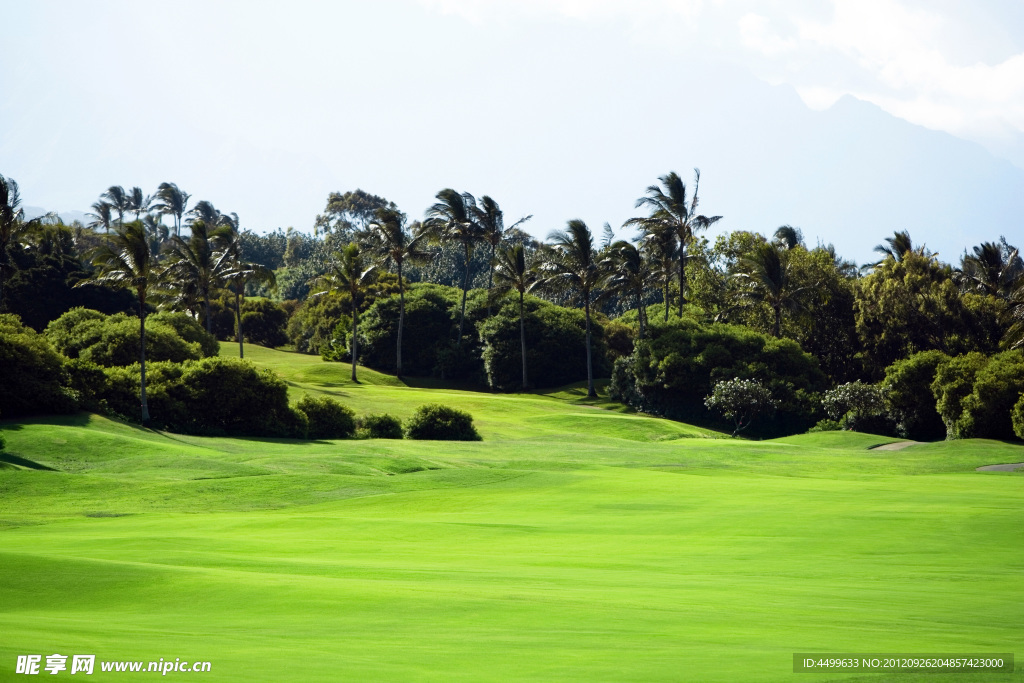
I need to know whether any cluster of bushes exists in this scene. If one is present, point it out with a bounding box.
[814,349,1024,441]
[610,319,827,437]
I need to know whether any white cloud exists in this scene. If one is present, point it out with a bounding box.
[739,13,797,57]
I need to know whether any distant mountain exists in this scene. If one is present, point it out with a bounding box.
[23,206,90,225]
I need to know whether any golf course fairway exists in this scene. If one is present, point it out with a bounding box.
[1,346,1021,682]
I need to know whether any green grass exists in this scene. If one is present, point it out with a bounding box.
[1,345,1022,681]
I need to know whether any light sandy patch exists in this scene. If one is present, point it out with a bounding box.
[870,441,920,451]
[976,462,1024,472]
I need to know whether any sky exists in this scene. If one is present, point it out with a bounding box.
[2,0,1023,265]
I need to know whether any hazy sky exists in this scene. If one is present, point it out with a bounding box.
[3,0,1022,264]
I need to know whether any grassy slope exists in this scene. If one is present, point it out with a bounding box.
[0,345,1022,682]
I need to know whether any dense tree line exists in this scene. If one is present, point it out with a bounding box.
[1,170,1022,440]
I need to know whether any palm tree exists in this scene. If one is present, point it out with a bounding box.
[868,230,935,268]
[773,225,803,250]
[423,189,484,344]
[492,243,537,389]
[733,242,812,338]
[958,238,1022,299]
[362,207,433,377]
[128,187,152,221]
[472,195,532,316]
[153,182,191,237]
[142,213,169,251]
[162,219,233,333]
[85,221,158,424]
[638,224,678,322]
[625,170,721,317]
[219,224,275,359]
[0,174,50,308]
[101,186,130,225]
[311,244,377,381]
[86,201,114,233]
[537,219,602,398]
[186,200,226,229]
[600,240,653,340]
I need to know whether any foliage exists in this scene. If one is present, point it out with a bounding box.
[357,413,404,440]
[931,352,990,439]
[0,313,77,417]
[808,418,843,433]
[822,381,889,433]
[881,350,949,440]
[404,403,481,441]
[704,378,777,436]
[287,291,350,355]
[1012,394,1024,441]
[295,394,356,439]
[956,350,1024,440]
[478,297,609,391]
[239,299,289,347]
[612,320,825,436]
[45,309,203,366]
[147,311,219,357]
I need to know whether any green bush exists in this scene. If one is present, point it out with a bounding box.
[287,291,349,355]
[357,413,403,439]
[478,297,609,391]
[45,308,203,366]
[1012,394,1024,441]
[357,284,458,376]
[881,350,948,440]
[296,394,356,439]
[148,311,219,357]
[822,381,890,433]
[404,404,481,441]
[808,418,843,433]
[957,351,1024,440]
[0,313,77,417]
[64,357,109,412]
[931,352,991,439]
[240,299,289,348]
[611,320,826,436]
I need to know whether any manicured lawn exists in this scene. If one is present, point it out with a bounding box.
[1,346,1021,681]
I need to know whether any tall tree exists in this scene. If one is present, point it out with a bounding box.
[85,221,159,424]
[958,238,1022,300]
[362,207,432,377]
[625,170,721,317]
[311,243,377,381]
[0,174,49,308]
[219,223,275,359]
[423,189,483,344]
[86,201,114,234]
[314,189,396,240]
[162,219,232,333]
[472,195,531,316]
[492,243,538,389]
[101,186,130,226]
[600,240,653,340]
[733,241,811,338]
[128,187,152,221]
[638,225,678,322]
[868,230,934,267]
[153,182,191,237]
[538,219,602,398]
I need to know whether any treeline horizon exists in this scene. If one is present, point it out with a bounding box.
[2,170,1023,440]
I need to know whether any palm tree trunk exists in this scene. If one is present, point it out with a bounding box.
[397,262,405,377]
[487,242,496,318]
[235,289,244,359]
[678,251,686,318]
[351,303,359,382]
[664,274,670,322]
[138,291,150,425]
[637,291,646,340]
[585,295,595,398]
[519,290,528,390]
[773,305,781,338]
[458,242,470,345]
[204,290,212,334]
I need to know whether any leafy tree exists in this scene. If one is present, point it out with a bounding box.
[84,221,160,424]
[490,243,537,389]
[732,241,811,338]
[310,243,377,381]
[881,350,948,440]
[930,352,990,439]
[1,174,50,310]
[314,189,396,240]
[362,207,432,376]
[238,299,288,348]
[0,313,76,417]
[423,189,485,345]
[1012,394,1024,441]
[537,219,602,398]
[957,350,1024,440]
[625,169,721,317]
[822,381,887,432]
[152,182,191,237]
[705,378,777,437]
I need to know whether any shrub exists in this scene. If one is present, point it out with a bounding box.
[405,404,481,441]
[704,378,777,436]
[287,291,349,355]
[64,357,109,412]
[358,284,458,376]
[296,394,356,439]
[148,311,219,357]
[808,418,843,433]
[1013,394,1024,441]
[0,313,77,417]
[45,308,202,366]
[357,413,403,439]
[822,381,889,433]
[240,299,289,348]
[931,352,990,439]
[957,351,1024,440]
[881,350,948,440]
